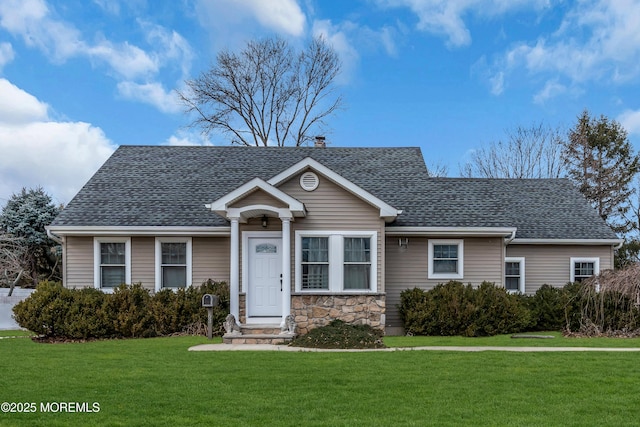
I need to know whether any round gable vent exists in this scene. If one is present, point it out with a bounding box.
[300,171,319,191]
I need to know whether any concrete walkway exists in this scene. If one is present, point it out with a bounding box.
[189,343,640,352]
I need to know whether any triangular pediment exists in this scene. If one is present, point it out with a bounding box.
[206,178,305,221]
[267,157,401,222]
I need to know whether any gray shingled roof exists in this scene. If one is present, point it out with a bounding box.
[50,145,617,240]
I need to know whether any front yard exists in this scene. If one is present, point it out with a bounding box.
[2,334,640,426]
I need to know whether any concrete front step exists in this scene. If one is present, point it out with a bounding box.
[223,323,296,345]
[222,333,296,345]
[239,324,283,335]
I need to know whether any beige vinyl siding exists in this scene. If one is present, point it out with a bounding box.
[65,235,231,291]
[65,236,94,288]
[229,189,287,208]
[384,236,503,328]
[506,244,614,294]
[131,237,154,290]
[193,237,230,284]
[278,172,385,292]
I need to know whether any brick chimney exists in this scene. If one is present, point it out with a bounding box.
[314,136,326,148]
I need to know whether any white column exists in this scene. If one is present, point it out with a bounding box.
[281,217,292,327]
[229,217,240,323]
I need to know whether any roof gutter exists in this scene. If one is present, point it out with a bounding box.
[510,238,624,246]
[385,227,517,237]
[504,229,516,244]
[46,226,232,237]
[46,227,63,244]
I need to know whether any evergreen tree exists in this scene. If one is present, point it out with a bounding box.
[0,187,61,286]
[563,110,640,234]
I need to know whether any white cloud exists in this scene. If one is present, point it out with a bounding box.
[0,42,14,69]
[194,0,306,40]
[491,0,640,95]
[312,20,360,84]
[0,79,116,204]
[165,132,213,146]
[93,0,120,15]
[533,79,566,104]
[0,79,48,124]
[247,0,306,37]
[376,0,549,48]
[618,109,640,136]
[117,81,181,114]
[0,0,194,113]
[139,20,194,79]
[489,71,504,96]
[87,38,158,80]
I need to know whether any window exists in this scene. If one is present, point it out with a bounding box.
[343,237,371,290]
[296,231,377,292]
[155,238,192,291]
[301,237,329,290]
[570,257,599,283]
[428,239,463,279]
[93,237,131,291]
[505,257,525,293]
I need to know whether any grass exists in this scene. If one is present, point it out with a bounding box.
[2,334,640,426]
[384,331,640,348]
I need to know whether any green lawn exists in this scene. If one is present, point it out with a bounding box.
[2,335,640,426]
[385,331,640,348]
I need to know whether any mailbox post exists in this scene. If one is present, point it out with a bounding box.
[202,294,220,340]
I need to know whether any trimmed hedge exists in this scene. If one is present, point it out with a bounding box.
[12,280,229,339]
[401,281,640,336]
[399,281,531,337]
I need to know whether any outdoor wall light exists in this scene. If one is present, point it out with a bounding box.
[399,238,409,249]
[261,215,268,228]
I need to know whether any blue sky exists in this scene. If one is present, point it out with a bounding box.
[1,0,640,206]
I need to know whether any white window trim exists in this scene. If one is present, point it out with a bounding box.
[94,237,131,293]
[428,239,464,280]
[155,237,193,292]
[570,257,599,283]
[505,257,525,294]
[294,230,377,293]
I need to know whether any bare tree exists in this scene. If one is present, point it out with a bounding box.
[0,233,27,296]
[425,161,449,177]
[461,123,565,178]
[178,36,342,146]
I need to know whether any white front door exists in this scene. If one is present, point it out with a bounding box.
[247,237,282,317]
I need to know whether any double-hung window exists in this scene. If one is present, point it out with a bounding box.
[296,231,377,292]
[428,239,464,279]
[570,257,599,283]
[504,257,525,293]
[301,237,329,290]
[155,237,192,291]
[94,237,131,291]
[343,237,371,290]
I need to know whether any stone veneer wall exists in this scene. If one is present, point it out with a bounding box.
[239,294,246,324]
[291,294,385,335]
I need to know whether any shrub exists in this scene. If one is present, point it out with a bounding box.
[527,284,568,331]
[12,281,74,337]
[564,280,640,335]
[471,282,532,336]
[289,319,385,349]
[13,280,231,340]
[399,281,532,337]
[64,287,113,339]
[104,283,155,338]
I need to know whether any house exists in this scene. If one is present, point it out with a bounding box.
[47,145,621,336]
